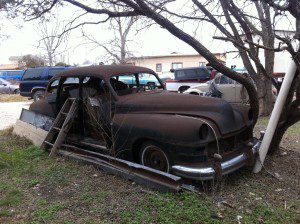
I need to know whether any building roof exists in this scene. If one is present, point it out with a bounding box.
[129,53,225,60]
[54,65,155,80]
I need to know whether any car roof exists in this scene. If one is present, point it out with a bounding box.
[26,66,70,70]
[53,65,155,80]
[174,66,208,71]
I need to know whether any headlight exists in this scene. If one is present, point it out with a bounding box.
[199,124,209,140]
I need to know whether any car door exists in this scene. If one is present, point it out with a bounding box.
[21,68,46,95]
[215,74,236,102]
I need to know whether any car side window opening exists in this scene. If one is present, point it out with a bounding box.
[48,79,60,94]
[111,73,163,96]
[175,68,210,80]
[22,68,44,81]
[214,74,221,84]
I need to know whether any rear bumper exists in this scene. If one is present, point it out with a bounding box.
[171,139,260,180]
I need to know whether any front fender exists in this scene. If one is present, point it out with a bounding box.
[31,87,46,94]
[113,113,221,148]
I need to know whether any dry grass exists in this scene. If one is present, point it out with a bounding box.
[0,94,29,102]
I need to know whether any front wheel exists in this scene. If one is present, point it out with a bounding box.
[139,141,171,173]
[33,90,45,101]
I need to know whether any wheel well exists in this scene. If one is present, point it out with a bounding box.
[178,86,190,93]
[131,138,170,163]
[131,138,150,163]
[31,88,45,97]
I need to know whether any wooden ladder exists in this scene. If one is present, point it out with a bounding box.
[41,98,78,157]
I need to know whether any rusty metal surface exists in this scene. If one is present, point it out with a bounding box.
[59,144,183,192]
[115,91,252,135]
[53,65,155,80]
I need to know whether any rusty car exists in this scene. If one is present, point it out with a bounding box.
[29,65,259,180]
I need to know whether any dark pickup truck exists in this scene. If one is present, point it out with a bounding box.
[19,66,71,101]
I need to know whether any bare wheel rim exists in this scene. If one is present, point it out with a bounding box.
[141,145,170,173]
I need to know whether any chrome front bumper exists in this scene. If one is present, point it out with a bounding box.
[172,140,260,180]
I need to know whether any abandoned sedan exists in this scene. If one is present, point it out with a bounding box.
[29,65,258,180]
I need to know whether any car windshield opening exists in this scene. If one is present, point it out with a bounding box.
[111,73,163,96]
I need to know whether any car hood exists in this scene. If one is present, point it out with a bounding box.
[191,83,209,88]
[116,90,250,135]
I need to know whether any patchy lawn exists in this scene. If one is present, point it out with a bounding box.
[0,118,299,223]
[254,116,300,152]
[0,94,30,102]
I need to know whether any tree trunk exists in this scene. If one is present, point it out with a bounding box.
[268,18,300,152]
[256,75,274,116]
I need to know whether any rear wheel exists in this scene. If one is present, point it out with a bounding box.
[139,141,171,173]
[33,90,45,101]
[13,89,20,94]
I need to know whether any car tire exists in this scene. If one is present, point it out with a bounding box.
[13,89,20,94]
[189,92,199,95]
[139,141,172,173]
[33,90,45,102]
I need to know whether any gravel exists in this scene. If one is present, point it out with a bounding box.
[0,102,31,130]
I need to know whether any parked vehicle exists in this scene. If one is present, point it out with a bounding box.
[159,72,174,84]
[165,67,212,93]
[0,69,24,80]
[0,78,20,94]
[29,65,258,180]
[184,73,277,103]
[184,73,248,103]
[19,66,71,101]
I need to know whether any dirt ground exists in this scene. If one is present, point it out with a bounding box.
[0,101,31,130]
[0,119,299,223]
[0,94,29,103]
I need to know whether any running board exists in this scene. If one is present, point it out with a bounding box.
[59,144,183,192]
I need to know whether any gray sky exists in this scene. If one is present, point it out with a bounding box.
[0,4,225,65]
[0,2,295,66]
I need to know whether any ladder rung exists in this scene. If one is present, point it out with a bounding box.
[61,112,68,116]
[44,141,53,146]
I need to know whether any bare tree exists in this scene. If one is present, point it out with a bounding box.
[18,54,46,68]
[83,15,138,64]
[254,0,300,151]
[37,18,69,66]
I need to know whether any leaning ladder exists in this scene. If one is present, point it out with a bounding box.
[41,98,78,157]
